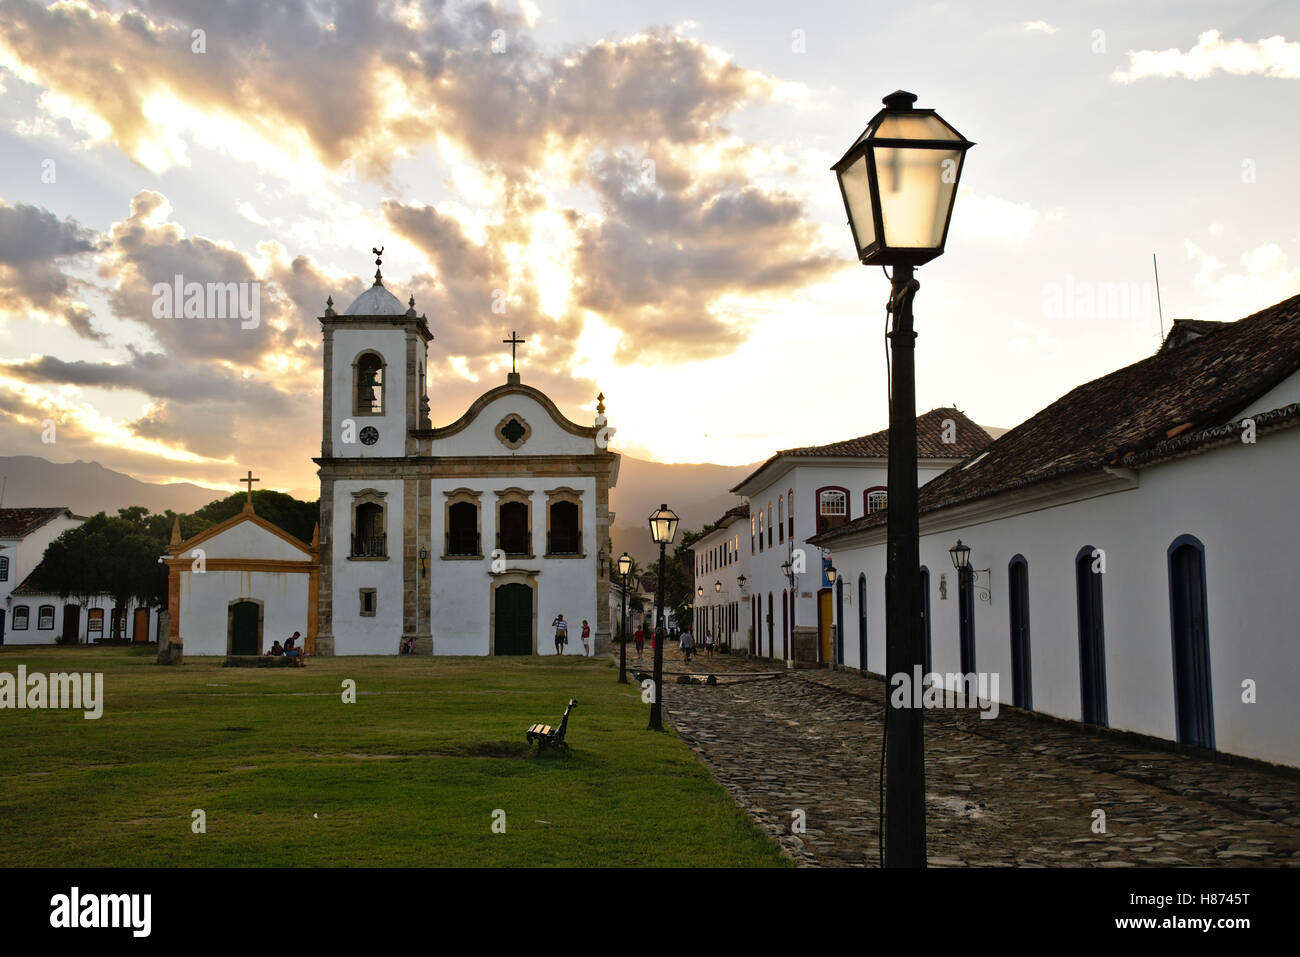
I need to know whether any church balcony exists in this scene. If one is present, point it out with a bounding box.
[546,531,583,557]
[496,530,531,556]
[351,533,387,558]
[445,530,481,558]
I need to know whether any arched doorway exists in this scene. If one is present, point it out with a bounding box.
[958,566,976,675]
[781,590,789,659]
[919,567,932,675]
[229,600,262,655]
[1008,556,1032,709]
[494,582,533,655]
[766,593,774,658]
[857,573,868,672]
[1169,536,1214,749]
[1075,546,1108,727]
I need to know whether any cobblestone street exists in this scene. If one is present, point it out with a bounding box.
[641,649,1300,867]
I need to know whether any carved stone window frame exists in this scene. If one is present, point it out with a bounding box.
[495,486,534,558]
[352,350,387,417]
[443,487,483,560]
[349,487,389,561]
[495,412,532,450]
[544,486,584,558]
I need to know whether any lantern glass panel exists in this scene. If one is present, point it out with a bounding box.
[873,146,963,249]
[872,113,963,141]
[838,153,876,255]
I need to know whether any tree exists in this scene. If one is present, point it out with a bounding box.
[664,528,703,633]
[30,513,168,639]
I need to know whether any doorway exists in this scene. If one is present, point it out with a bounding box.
[494,582,533,655]
[62,605,81,645]
[1169,537,1214,749]
[229,601,261,656]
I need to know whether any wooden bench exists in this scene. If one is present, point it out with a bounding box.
[526,698,577,753]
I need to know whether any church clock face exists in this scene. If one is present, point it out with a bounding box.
[360,426,379,446]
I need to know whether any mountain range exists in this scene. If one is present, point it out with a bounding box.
[0,454,754,564]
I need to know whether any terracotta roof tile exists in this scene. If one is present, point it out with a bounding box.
[811,292,1300,544]
[0,507,70,539]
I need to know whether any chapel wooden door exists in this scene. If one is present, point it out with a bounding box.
[494,584,532,655]
[231,601,260,655]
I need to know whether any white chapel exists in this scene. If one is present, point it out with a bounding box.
[314,256,620,656]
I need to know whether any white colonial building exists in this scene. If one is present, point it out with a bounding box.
[163,503,316,659]
[731,409,989,664]
[2,507,159,645]
[812,306,1300,769]
[690,504,749,652]
[314,261,618,656]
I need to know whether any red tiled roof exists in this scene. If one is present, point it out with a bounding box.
[732,408,991,494]
[811,292,1300,544]
[0,507,71,538]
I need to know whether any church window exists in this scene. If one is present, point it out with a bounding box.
[88,608,103,636]
[545,488,583,556]
[549,502,581,554]
[816,487,849,534]
[497,489,532,556]
[0,555,7,581]
[354,352,385,415]
[767,502,773,547]
[757,510,764,552]
[787,490,794,539]
[447,501,480,556]
[865,487,888,515]
[13,606,29,630]
[37,605,55,630]
[778,498,785,543]
[350,490,388,559]
[360,589,376,617]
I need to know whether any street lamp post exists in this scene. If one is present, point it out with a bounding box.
[617,552,633,684]
[647,504,679,732]
[832,89,973,869]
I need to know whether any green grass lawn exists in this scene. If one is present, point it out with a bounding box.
[0,645,785,867]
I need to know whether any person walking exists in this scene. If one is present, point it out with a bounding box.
[552,614,568,654]
[580,619,591,657]
[680,627,694,663]
[705,630,715,659]
[634,625,645,659]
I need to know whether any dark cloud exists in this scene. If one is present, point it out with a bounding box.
[0,201,104,339]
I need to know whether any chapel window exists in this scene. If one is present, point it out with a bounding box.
[498,500,531,555]
[817,488,849,534]
[447,501,480,556]
[548,501,581,555]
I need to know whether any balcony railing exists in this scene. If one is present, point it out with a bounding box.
[445,529,481,556]
[351,533,387,558]
[546,530,582,555]
[495,530,531,556]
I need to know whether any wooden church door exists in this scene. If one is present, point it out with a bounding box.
[495,583,532,655]
[231,601,260,655]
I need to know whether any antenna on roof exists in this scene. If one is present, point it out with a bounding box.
[1153,253,1165,341]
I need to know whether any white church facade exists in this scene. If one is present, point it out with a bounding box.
[811,304,1300,769]
[314,260,619,657]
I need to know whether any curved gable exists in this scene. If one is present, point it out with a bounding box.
[426,383,599,457]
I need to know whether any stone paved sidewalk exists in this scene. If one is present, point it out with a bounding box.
[654,651,1300,867]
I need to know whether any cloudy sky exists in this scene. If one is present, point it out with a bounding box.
[1,0,1298,495]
